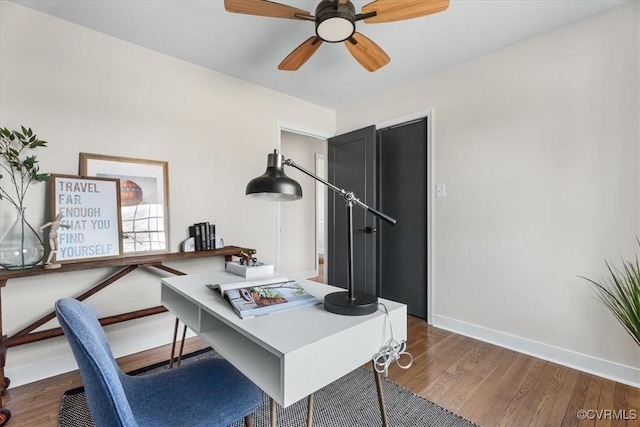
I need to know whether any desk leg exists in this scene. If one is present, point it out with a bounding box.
[270,398,277,427]
[169,318,179,368]
[176,325,187,366]
[372,362,389,427]
[168,319,187,369]
[306,394,314,427]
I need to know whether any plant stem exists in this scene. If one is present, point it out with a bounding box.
[19,208,25,267]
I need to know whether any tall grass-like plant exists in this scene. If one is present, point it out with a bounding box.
[581,244,640,347]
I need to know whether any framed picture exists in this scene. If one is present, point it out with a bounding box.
[49,174,123,263]
[79,153,170,255]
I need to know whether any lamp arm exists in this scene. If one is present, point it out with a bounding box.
[285,159,344,196]
[285,159,397,225]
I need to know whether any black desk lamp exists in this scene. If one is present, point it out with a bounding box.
[246,149,396,316]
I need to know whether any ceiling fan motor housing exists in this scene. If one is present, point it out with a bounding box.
[315,0,356,43]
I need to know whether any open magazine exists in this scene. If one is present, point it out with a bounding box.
[206,277,319,319]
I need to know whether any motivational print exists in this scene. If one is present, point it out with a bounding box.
[51,175,122,262]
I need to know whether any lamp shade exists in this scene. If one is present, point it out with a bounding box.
[245,151,302,201]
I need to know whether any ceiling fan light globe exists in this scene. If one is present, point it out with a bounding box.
[316,17,354,42]
[315,0,356,43]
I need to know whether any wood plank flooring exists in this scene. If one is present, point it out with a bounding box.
[3,316,638,426]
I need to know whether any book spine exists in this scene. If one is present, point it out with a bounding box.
[209,223,216,249]
[192,224,202,251]
[199,222,209,250]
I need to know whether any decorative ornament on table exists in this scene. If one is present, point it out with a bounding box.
[226,249,275,278]
[0,126,48,270]
[39,213,71,269]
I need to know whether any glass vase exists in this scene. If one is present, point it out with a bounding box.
[0,207,45,270]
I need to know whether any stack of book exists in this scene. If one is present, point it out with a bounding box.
[189,222,216,251]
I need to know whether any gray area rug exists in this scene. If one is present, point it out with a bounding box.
[59,349,479,427]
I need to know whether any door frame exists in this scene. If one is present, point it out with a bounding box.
[275,121,332,275]
[375,109,435,324]
[315,153,326,267]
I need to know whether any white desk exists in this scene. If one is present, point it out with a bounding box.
[161,272,407,422]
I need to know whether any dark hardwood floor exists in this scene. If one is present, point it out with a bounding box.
[3,315,638,426]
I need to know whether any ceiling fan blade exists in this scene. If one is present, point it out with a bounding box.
[344,32,390,72]
[224,0,312,20]
[361,0,449,23]
[279,37,323,71]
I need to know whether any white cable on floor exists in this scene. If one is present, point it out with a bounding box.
[372,303,413,377]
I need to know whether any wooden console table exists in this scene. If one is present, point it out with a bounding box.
[0,245,251,425]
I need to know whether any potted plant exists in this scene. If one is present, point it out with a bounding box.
[581,243,640,347]
[0,126,48,269]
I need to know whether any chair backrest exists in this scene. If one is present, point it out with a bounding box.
[55,298,139,427]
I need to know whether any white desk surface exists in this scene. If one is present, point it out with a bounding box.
[161,271,407,406]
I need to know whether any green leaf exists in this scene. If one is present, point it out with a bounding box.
[0,125,48,205]
[22,156,35,168]
[581,244,640,347]
[29,140,47,148]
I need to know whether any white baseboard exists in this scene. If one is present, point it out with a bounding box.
[432,314,640,388]
[300,269,319,280]
[7,328,197,388]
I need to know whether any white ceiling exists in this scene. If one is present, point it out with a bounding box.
[12,0,629,109]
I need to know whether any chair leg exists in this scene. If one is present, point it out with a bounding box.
[244,414,254,427]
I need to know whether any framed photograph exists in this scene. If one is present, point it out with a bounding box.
[79,153,170,255]
[50,174,123,263]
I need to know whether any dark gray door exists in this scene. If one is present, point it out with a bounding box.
[327,126,377,295]
[377,118,427,318]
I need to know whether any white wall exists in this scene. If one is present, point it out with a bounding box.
[280,132,325,276]
[0,1,334,386]
[338,3,640,386]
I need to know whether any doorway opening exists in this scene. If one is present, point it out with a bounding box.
[275,123,330,281]
[376,110,434,323]
[315,153,326,283]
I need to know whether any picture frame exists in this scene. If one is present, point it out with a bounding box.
[49,174,123,263]
[79,153,170,255]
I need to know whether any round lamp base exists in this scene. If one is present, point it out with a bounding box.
[323,291,378,316]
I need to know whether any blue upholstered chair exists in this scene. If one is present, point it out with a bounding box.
[55,298,263,427]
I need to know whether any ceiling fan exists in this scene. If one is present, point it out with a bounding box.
[223,0,450,72]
